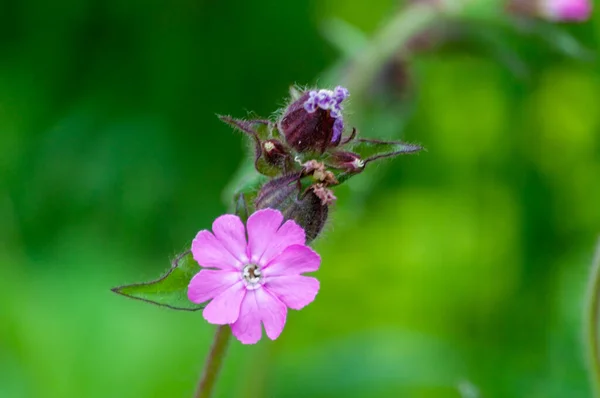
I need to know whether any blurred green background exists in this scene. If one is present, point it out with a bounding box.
[1,0,599,397]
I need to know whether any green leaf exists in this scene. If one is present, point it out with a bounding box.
[320,18,368,57]
[111,251,203,311]
[351,138,422,163]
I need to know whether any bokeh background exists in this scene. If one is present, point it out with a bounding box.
[1,0,599,397]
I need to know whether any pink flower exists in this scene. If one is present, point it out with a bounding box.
[542,0,592,21]
[187,209,320,344]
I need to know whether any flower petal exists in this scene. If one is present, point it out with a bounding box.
[263,244,320,276]
[265,275,319,310]
[202,282,246,325]
[230,291,262,344]
[259,219,306,265]
[231,288,287,344]
[256,288,287,340]
[187,270,241,304]
[246,209,284,263]
[192,230,242,270]
[212,214,248,263]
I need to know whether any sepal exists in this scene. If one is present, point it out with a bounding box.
[350,138,422,163]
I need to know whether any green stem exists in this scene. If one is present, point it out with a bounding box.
[586,237,600,397]
[343,3,442,100]
[194,325,232,398]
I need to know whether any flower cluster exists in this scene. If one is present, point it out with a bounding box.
[218,86,421,246]
[111,86,421,344]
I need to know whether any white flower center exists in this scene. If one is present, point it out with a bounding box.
[242,264,263,290]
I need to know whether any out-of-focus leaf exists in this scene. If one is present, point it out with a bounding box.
[111,251,203,311]
[351,138,422,163]
[321,18,369,57]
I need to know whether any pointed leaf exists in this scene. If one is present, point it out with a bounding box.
[111,251,203,311]
[217,115,272,140]
[321,18,369,57]
[234,192,251,223]
[351,138,422,163]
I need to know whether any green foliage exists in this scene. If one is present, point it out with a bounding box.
[111,252,204,311]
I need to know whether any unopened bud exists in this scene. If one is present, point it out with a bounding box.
[255,173,302,211]
[255,173,330,243]
[284,190,329,243]
[328,151,365,173]
[278,86,350,153]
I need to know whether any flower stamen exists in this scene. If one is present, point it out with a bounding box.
[242,264,263,290]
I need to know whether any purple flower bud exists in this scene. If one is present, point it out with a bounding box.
[278,87,350,153]
[255,173,330,243]
[329,151,365,173]
[255,173,302,211]
[284,190,329,243]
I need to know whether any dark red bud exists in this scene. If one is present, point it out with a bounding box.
[255,173,302,211]
[255,173,330,243]
[278,87,349,153]
[284,190,329,243]
[329,151,365,173]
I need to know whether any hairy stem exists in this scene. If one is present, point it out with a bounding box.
[194,325,232,398]
[585,237,600,397]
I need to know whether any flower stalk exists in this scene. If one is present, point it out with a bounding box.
[194,325,232,398]
[586,237,600,397]
[343,2,442,102]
